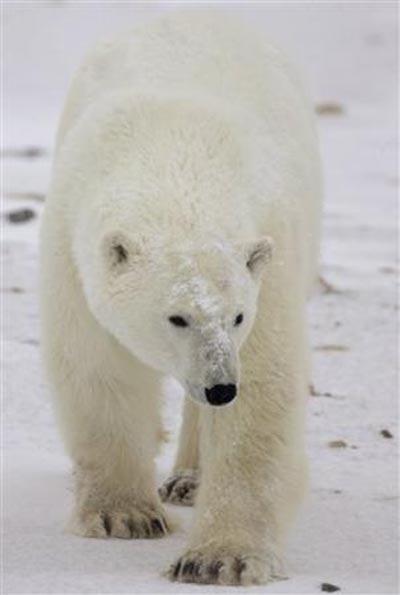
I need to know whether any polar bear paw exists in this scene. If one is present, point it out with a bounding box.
[70,502,170,539]
[158,469,199,506]
[167,547,287,585]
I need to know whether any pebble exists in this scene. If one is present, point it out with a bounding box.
[6,208,36,223]
[380,429,393,439]
[328,440,347,449]
[321,583,341,592]
[316,102,345,116]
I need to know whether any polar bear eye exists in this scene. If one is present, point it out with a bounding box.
[169,315,189,328]
[234,313,244,326]
[113,243,128,263]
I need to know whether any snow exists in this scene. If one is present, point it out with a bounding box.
[2,2,398,593]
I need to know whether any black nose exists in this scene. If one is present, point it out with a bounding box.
[205,384,237,406]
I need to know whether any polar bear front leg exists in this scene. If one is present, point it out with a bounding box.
[51,352,170,540]
[168,393,306,584]
[168,313,308,584]
[159,398,200,506]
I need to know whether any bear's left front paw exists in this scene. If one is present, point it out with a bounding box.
[167,548,287,586]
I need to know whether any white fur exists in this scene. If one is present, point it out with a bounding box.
[40,10,322,586]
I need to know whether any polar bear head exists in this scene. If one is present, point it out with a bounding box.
[73,96,274,406]
[88,234,273,407]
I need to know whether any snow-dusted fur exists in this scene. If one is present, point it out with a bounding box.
[40,10,322,586]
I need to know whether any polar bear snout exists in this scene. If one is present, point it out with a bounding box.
[205,383,237,406]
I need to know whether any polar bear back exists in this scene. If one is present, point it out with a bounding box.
[57,10,316,152]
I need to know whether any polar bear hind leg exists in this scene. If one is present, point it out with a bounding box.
[159,398,200,506]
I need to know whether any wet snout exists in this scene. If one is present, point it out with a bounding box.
[201,333,239,407]
[184,327,240,407]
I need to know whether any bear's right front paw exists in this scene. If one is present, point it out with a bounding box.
[167,547,287,586]
[70,503,170,539]
[159,469,199,506]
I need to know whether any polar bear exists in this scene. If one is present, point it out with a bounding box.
[40,9,322,586]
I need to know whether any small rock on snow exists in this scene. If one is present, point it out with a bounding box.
[321,582,341,592]
[6,208,36,223]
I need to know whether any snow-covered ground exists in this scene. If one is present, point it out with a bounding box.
[2,2,398,593]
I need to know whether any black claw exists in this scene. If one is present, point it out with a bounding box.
[141,521,150,538]
[151,518,164,535]
[182,560,195,576]
[102,513,111,535]
[233,557,244,582]
[172,560,182,579]
[177,485,189,499]
[127,518,135,537]
[163,476,179,499]
[161,516,169,532]
[193,562,202,578]
[237,559,247,575]
[208,560,223,579]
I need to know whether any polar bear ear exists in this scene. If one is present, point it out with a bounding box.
[102,231,142,273]
[244,236,274,278]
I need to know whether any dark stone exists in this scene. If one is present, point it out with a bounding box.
[6,208,36,224]
[2,146,47,159]
[381,429,393,439]
[321,582,341,592]
[315,102,345,116]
